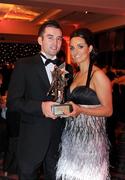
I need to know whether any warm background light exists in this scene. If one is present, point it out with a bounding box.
[0,3,40,21]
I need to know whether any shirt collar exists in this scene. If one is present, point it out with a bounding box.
[40,51,56,64]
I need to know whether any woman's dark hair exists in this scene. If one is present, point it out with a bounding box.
[70,28,98,62]
[38,20,63,37]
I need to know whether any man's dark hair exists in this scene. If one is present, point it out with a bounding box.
[38,19,63,37]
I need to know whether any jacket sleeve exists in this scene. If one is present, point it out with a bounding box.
[7,60,44,117]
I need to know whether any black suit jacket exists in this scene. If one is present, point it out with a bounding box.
[7,54,57,157]
[7,54,51,120]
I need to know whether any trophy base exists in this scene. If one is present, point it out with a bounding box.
[51,103,73,116]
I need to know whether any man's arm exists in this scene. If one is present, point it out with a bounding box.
[7,61,43,117]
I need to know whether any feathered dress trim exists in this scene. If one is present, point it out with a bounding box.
[56,113,110,180]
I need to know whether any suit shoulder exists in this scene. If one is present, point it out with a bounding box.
[16,54,40,65]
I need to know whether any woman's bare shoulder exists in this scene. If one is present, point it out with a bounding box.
[92,65,111,83]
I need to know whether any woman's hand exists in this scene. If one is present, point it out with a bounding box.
[64,101,82,117]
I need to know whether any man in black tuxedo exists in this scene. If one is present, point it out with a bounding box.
[7,20,73,180]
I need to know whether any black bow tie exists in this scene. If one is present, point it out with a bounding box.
[40,53,58,66]
[45,58,58,66]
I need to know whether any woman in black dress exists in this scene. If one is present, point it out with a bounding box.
[56,28,113,180]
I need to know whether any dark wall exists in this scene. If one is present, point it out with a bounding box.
[95,27,125,69]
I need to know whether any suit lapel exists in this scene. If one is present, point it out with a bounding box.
[34,54,50,89]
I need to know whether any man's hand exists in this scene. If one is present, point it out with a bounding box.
[41,101,57,119]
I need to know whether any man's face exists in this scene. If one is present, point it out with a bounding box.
[38,26,63,58]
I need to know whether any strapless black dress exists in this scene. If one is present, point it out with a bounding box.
[56,64,110,180]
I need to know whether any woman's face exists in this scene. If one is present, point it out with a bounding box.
[70,36,92,64]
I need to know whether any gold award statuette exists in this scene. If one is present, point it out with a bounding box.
[47,63,73,116]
